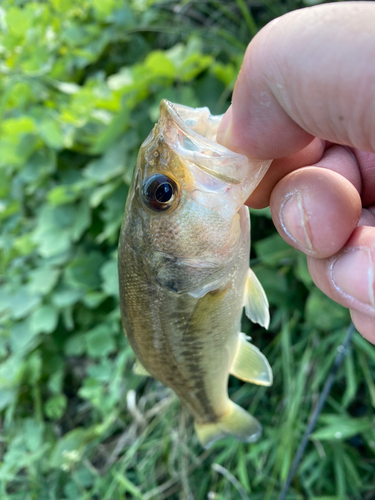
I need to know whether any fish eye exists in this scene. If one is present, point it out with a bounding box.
[143,174,178,211]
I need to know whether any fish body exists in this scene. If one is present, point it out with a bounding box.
[118,100,273,448]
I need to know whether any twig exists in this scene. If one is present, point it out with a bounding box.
[277,322,356,500]
[212,463,250,500]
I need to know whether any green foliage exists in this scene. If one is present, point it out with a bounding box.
[0,1,374,499]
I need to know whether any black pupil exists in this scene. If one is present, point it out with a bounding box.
[155,182,172,203]
[143,174,177,211]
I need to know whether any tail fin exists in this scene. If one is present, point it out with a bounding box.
[194,402,262,449]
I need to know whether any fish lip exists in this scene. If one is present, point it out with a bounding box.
[160,99,226,150]
[159,100,246,185]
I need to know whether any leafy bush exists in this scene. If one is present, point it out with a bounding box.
[0,1,374,499]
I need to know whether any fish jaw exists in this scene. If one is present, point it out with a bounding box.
[159,99,273,204]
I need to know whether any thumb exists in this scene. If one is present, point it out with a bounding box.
[217,2,375,159]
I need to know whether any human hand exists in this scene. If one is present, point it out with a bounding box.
[217,2,375,343]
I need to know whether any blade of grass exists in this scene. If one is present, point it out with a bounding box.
[358,351,375,407]
[235,0,258,37]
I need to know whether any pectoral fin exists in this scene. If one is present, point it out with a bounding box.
[244,268,270,329]
[230,334,273,386]
[133,359,151,377]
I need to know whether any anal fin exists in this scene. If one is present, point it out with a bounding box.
[244,268,270,329]
[230,334,273,386]
[133,359,151,377]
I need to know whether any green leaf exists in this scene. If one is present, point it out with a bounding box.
[211,62,237,87]
[145,50,176,78]
[9,320,40,354]
[21,148,56,188]
[25,350,42,384]
[86,325,116,358]
[100,259,119,297]
[30,305,59,334]
[38,118,64,149]
[28,266,60,295]
[52,285,83,308]
[50,416,115,468]
[45,394,67,420]
[306,288,350,331]
[48,367,65,394]
[2,117,36,135]
[72,465,94,488]
[49,428,91,468]
[64,334,86,356]
[82,291,107,308]
[21,418,45,452]
[9,289,41,320]
[90,106,130,154]
[33,207,73,257]
[6,6,32,35]
[295,252,313,286]
[311,417,373,441]
[90,181,120,207]
[71,199,91,241]
[84,139,128,183]
[47,185,81,205]
[254,233,296,265]
[65,251,105,291]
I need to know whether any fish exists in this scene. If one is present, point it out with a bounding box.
[118,99,273,448]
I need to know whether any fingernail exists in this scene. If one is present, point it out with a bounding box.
[216,105,233,147]
[332,248,375,308]
[280,192,313,251]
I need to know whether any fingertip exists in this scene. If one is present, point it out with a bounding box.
[270,167,361,258]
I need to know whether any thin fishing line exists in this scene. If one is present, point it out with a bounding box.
[277,322,356,500]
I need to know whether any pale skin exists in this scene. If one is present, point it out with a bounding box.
[216,2,375,344]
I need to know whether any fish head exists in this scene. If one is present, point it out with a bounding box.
[121,100,271,295]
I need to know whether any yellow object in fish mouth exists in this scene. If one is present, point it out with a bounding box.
[118,99,273,449]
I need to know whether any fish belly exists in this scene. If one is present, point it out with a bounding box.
[119,242,245,424]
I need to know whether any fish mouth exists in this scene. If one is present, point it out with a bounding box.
[158,99,272,199]
[160,100,243,185]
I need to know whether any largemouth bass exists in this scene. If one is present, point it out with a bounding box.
[118,100,273,448]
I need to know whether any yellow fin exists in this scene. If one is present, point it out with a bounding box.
[194,402,262,449]
[231,334,273,386]
[133,359,151,377]
[244,268,270,329]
